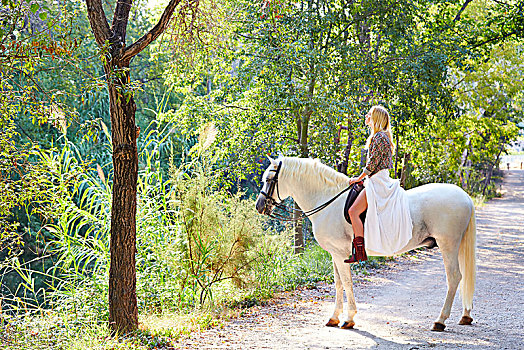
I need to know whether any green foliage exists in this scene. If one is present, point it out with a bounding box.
[2,0,524,346]
[3,123,289,316]
[135,123,296,311]
[159,0,522,191]
[1,308,179,350]
[0,0,76,249]
[399,41,522,195]
[269,243,334,290]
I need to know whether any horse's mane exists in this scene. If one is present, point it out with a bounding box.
[279,157,349,193]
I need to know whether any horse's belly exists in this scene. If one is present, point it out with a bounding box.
[407,183,473,240]
[311,216,352,255]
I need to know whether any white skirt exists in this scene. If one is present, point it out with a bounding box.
[364,169,413,256]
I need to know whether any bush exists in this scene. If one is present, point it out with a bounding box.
[136,155,293,311]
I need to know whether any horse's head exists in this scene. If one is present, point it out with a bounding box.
[256,157,283,215]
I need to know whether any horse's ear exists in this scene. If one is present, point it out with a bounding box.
[267,155,278,166]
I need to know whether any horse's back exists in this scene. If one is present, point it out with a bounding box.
[407,183,472,206]
[407,183,473,239]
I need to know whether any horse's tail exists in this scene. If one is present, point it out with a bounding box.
[459,205,477,311]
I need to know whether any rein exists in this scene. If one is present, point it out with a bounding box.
[270,186,352,221]
[260,161,354,222]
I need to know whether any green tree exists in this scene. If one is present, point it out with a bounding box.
[0,0,77,259]
[83,0,191,333]
[453,42,523,193]
[222,0,471,248]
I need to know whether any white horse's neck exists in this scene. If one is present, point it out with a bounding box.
[279,158,349,212]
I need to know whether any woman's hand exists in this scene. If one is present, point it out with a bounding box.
[348,177,360,185]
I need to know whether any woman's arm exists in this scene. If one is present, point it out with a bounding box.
[348,172,366,185]
[349,132,387,184]
[349,137,375,184]
[363,133,380,177]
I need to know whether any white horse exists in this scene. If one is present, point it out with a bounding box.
[256,157,476,331]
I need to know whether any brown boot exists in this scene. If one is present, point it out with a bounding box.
[344,236,368,263]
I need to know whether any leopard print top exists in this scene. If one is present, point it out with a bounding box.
[363,131,393,177]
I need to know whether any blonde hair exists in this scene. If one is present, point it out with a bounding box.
[365,105,395,152]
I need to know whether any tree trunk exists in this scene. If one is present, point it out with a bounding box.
[482,146,503,196]
[360,148,367,168]
[293,201,304,254]
[293,71,314,254]
[341,123,353,175]
[293,114,308,254]
[293,108,309,254]
[400,152,411,188]
[337,134,352,175]
[106,63,139,333]
[85,0,182,334]
[394,125,400,178]
[336,121,353,175]
[482,163,493,196]
[459,134,471,188]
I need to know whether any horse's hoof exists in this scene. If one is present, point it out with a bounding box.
[459,316,473,325]
[341,321,355,329]
[431,322,446,332]
[325,318,339,327]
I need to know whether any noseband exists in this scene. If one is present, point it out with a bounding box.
[259,161,283,215]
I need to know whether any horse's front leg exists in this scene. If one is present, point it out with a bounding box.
[334,255,357,329]
[326,259,344,327]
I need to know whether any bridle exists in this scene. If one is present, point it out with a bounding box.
[259,161,284,216]
[259,161,354,221]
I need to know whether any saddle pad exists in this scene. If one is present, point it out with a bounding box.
[344,182,367,225]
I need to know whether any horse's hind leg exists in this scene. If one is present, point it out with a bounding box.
[459,308,473,325]
[326,259,343,327]
[432,243,462,332]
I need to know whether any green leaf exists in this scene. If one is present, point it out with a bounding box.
[30,3,39,13]
[39,12,47,21]
[101,120,111,143]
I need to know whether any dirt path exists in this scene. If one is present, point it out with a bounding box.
[175,170,524,349]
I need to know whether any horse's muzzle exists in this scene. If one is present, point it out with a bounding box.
[255,194,266,214]
[256,194,275,215]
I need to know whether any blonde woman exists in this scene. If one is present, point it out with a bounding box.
[345,106,413,263]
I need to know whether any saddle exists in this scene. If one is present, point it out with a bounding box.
[343,181,367,225]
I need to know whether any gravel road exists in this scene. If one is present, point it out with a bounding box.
[175,170,524,349]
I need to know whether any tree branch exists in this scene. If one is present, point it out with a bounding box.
[121,0,181,62]
[236,32,264,41]
[472,29,518,48]
[218,104,290,112]
[111,0,133,44]
[85,0,111,47]
[490,0,512,6]
[454,0,474,22]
